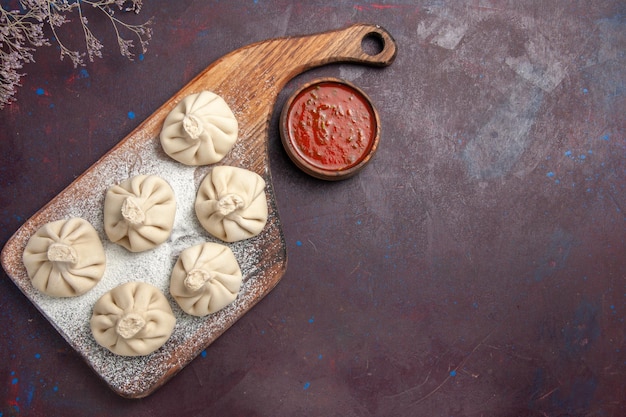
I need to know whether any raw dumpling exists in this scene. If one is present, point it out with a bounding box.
[194,166,268,242]
[90,282,176,356]
[170,242,242,316]
[22,218,106,297]
[104,175,176,252]
[160,91,238,166]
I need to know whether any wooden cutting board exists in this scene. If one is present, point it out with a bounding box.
[1,23,397,398]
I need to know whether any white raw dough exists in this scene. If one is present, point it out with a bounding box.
[90,282,176,356]
[160,91,238,166]
[22,218,106,297]
[194,166,268,242]
[103,175,176,252]
[170,242,242,316]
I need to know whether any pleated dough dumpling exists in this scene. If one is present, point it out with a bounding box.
[104,175,176,252]
[160,91,238,166]
[22,218,106,297]
[90,282,176,356]
[194,166,268,242]
[170,242,242,316]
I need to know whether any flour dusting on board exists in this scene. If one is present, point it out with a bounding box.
[1,124,286,397]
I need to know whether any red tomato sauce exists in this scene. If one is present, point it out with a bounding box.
[285,82,376,171]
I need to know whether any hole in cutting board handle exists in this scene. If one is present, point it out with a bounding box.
[361,31,386,56]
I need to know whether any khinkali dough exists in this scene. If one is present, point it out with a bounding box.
[90,282,176,356]
[22,218,106,297]
[160,91,238,166]
[104,175,176,252]
[194,166,268,242]
[170,242,242,316]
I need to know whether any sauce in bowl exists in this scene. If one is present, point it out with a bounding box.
[280,78,380,180]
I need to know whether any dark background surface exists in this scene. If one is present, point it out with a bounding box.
[1,1,624,416]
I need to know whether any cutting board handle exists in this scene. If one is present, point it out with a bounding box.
[298,23,398,68]
[188,23,397,101]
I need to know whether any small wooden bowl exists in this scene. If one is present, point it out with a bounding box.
[279,78,381,180]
